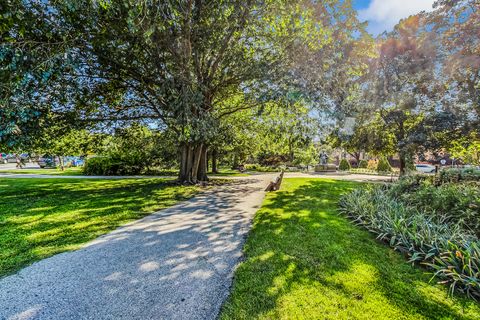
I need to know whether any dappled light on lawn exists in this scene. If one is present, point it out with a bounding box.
[220,178,480,320]
[0,178,198,277]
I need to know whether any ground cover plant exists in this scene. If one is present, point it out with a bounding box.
[221,178,480,319]
[339,171,480,300]
[0,178,199,277]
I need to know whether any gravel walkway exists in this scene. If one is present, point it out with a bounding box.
[0,176,272,320]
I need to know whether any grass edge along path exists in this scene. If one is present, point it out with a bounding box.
[0,178,199,278]
[220,178,480,320]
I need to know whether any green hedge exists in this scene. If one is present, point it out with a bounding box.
[358,160,368,168]
[339,159,351,171]
[83,157,143,175]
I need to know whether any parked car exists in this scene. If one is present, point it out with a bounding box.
[6,154,18,163]
[415,163,436,173]
[0,153,7,164]
[64,156,85,167]
[37,156,56,168]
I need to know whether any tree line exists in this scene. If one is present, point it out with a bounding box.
[1,0,478,179]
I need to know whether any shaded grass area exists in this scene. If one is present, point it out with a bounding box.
[0,167,248,177]
[221,178,480,320]
[0,178,198,277]
[0,167,83,176]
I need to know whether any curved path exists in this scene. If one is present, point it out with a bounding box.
[0,175,272,320]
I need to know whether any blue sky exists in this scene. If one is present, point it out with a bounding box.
[352,0,436,35]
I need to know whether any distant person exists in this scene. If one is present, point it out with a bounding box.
[15,155,25,169]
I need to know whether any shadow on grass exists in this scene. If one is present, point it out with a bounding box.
[0,176,273,319]
[221,179,480,320]
[0,178,198,277]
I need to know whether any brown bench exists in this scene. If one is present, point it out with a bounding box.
[265,171,284,191]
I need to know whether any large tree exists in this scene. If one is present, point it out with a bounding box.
[365,15,438,174]
[2,0,351,183]
[430,0,480,118]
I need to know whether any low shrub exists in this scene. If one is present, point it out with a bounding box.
[84,125,177,176]
[387,174,433,194]
[438,168,480,184]
[83,157,120,175]
[339,159,351,171]
[83,156,143,175]
[377,157,392,173]
[339,180,480,300]
[388,176,480,236]
[348,168,377,175]
[358,160,368,168]
[244,164,280,172]
[413,184,480,235]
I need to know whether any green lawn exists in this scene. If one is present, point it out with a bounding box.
[0,178,198,277]
[221,178,480,320]
[0,167,249,177]
[0,167,83,176]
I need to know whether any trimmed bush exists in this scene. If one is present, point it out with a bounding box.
[358,160,368,168]
[377,157,392,173]
[339,159,351,171]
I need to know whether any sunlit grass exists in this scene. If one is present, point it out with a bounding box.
[220,178,480,320]
[0,167,83,176]
[0,178,199,277]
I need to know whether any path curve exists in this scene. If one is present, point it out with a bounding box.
[0,175,273,320]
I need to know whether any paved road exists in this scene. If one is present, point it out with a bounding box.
[0,176,272,320]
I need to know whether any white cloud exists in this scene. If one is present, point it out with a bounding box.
[359,0,436,35]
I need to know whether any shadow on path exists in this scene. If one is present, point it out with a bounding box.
[0,175,272,320]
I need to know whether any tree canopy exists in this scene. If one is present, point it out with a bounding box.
[1,0,479,178]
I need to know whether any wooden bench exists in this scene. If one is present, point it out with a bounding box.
[265,171,284,191]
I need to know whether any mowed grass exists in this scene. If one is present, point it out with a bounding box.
[0,167,249,177]
[0,178,198,277]
[221,178,480,320]
[0,167,83,176]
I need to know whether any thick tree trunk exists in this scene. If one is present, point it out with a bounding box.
[211,149,218,173]
[179,143,195,184]
[57,155,65,171]
[179,144,188,182]
[399,152,406,176]
[178,143,210,183]
[197,146,208,182]
[232,154,239,169]
[190,144,203,184]
[206,151,209,173]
